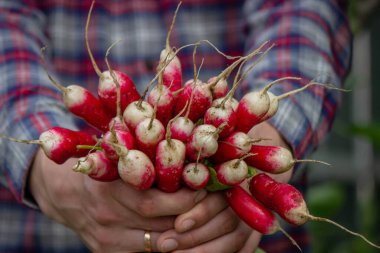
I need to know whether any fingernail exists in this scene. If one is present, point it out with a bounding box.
[194,190,207,203]
[161,239,178,252]
[179,219,195,232]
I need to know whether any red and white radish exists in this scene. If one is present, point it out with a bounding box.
[235,76,301,133]
[147,85,175,127]
[249,173,380,249]
[182,162,210,190]
[169,116,195,143]
[43,70,112,132]
[225,185,300,250]
[206,76,229,99]
[186,124,224,161]
[86,1,140,115]
[215,154,252,186]
[203,100,237,139]
[101,129,135,161]
[158,2,183,93]
[245,145,329,174]
[261,81,348,122]
[135,117,165,162]
[211,131,253,164]
[155,138,186,193]
[114,144,155,190]
[0,127,97,164]
[123,101,154,131]
[73,150,119,182]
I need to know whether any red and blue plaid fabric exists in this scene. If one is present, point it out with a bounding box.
[0,0,351,252]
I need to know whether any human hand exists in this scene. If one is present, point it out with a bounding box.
[29,148,208,252]
[154,192,252,252]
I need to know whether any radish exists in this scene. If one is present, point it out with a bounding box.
[155,118,186,192]
[203,101,237,139]
[174,45,211,122]
[225,185,300,250]
[101,129,135,161]
[123,44,196,132]
[206,76,229,99]
[261,81,349,121]
[249,173,380,249]
[42,66,112,132]
[182,162,210,190]
[135,90,166,160]
[112,144,155,190]
[212,97,239,111]
[185,124,225,161]
[203,39,269,99]
[86,1,140,115]
[0,127,97,164]
[235,76,301,133]
[174,78,212,122]
[147,84,175,127]
[123,101,154,132]
[135,117,165,162]
[169,76,198,142]
[203,43,276,137]
[215,154,252,186]
[157,2,182,93]
[169,116,195,143]
[211,132,253,164]
[245,145,330,174]
[73,150,119,182]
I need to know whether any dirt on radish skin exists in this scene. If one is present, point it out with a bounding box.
[182,162,210,190]
[118,149,156,190]
[186,124,220,161]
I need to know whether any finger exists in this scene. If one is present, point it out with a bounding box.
[110,180,207,217]
[237,230,262,253]
[173,221,253,253]
[157,208,240,252]
[81,226,163,253]
[82,179,175,231]
[174,192,228,233]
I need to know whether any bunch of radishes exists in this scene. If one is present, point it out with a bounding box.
[2,1,379,250]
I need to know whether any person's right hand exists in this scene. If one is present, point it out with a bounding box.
[29,148,209,252]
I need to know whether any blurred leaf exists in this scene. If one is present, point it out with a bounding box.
[255,248,267,253]
[307,183,346,217]
[348,123,380,149]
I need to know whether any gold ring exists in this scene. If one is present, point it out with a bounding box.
[143,230,152,252]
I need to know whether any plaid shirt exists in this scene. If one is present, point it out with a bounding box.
[0,0,351,252]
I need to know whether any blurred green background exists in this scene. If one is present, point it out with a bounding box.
[304,1,380,252]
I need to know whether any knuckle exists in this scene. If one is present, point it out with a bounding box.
[220,212,239,233]
[91,227,113,250]
[136,195,156,217]
[90,205,116,226]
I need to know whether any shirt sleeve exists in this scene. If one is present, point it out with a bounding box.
[0,1,79,207]
[240,0,352,160]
